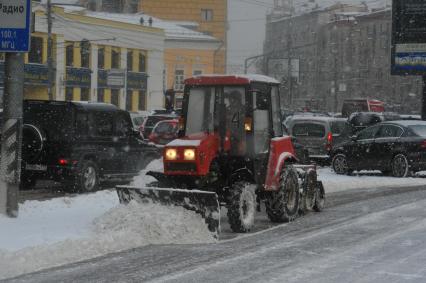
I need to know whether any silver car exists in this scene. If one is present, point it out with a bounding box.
[287,116,351,163]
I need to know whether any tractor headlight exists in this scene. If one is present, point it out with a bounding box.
[165,148,177,160]
[184,149,196,160]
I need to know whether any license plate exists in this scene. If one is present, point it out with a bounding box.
[26,164,47,171]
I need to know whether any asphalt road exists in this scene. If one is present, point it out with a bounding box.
[5,184,426,283]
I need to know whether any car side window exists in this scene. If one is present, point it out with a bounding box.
[75,112,89,137]
[92,112,113,137]
[376,125,403,138]
[115,112,132,137]
[357,125,379,140]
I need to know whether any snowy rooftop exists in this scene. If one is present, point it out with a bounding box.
[84,12,218,41]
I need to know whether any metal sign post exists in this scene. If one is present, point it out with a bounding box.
[0,0,31,217]
[391,0,426,119]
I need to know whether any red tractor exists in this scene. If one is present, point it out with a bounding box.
[117,75,325,236]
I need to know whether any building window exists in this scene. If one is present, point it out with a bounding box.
[81,88,90,101]
[0,53,4,61]
[98,89,105,102]
[111,89,120,106]
[201,9,213,21]
[193,70,202,76]
[98,47,105,69]
[80,41,91,68]
[66,44,74,67]
[127,51,133,71]
[139,53,146,72]
[65,87,73,101]
[111,49,120,69]
[126,90,133,111]
[28,37,43,64]
[138,90,146,111]
[174,69,184,91]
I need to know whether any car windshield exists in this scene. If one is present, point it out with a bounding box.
[132,116,145,127]
[409,125,426,137]
[145,116,170,127]
[293,123,325,137]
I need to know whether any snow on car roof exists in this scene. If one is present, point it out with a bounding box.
[185,74,280,85]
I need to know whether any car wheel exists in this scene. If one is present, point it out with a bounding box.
[75,160,99,192]
[391,154,409,178]
[332,153,351,175]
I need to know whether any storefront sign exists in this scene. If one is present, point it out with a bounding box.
[107,69,125,88]
[1,62,49,86]
[127,71,147,90]
[66,67,91,87]
[392,0,426,75]
[24,63,48,85]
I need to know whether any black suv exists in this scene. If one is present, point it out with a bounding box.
[21,100,159,191]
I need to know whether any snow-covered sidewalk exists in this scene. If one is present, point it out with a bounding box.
[0,160,425,279]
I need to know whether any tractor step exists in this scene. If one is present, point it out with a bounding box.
[116,186,220,239]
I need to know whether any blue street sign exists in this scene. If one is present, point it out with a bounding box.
[0,0,31,52]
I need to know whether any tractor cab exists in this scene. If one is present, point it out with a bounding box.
[161,75,292,188]
[118,74,325,236]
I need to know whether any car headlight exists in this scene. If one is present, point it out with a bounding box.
[165,148,177,160]
[184,149,196,160]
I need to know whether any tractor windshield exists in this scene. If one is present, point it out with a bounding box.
[186,87,215,135]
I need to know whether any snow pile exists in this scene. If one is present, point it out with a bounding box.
[318,168,426,194]
[131,158,164,187]
[93,201,215,245]
[0,159,216,280]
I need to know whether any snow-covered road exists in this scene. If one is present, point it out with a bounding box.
[6,181,426,283]
[1,160,426,280]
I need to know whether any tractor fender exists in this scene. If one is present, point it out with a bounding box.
[274,152,298,177]
[230,167,254,184]
[264,151,298,191]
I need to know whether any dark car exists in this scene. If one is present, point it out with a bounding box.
[331,120,426,177]
[148,119,179,145]
[139,114,178,139]
[20,100,159,191]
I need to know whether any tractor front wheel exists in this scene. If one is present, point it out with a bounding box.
[227,181,256,233]
[266,166,300,223]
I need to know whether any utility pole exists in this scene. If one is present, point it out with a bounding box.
[47,0,54,100]
[0,0,31,217]
[286,0,294,108]
[0,53,24,217]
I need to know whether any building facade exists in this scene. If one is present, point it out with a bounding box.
[139,0,227,74]
[264,4,422,113]
[0,4,165,111]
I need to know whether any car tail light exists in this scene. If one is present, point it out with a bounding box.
[58,159,69,165]
[421,140,426,149]
[326,132,333,151]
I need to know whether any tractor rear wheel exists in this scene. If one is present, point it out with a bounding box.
[227,181,256,233]
[266,166,300,223]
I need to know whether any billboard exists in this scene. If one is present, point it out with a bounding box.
[392,0,426,75]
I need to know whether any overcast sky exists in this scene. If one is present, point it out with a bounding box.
[227,0,274,73]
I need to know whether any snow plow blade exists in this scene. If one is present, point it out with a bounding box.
[116,186,220,238]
